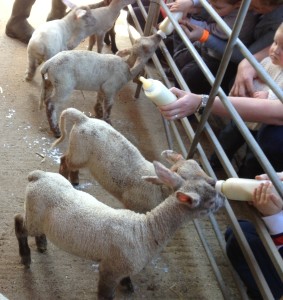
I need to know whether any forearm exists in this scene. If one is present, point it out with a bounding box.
[211,96,283,125]
[160,88,283,125]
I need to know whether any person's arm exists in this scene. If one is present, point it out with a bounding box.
[168,0,202,15]
[253,91,269,99]
[158,87,283,125]
[229,47,270,97]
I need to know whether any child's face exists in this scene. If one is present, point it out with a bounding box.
[209,0,240,17]
[269,28,283,68]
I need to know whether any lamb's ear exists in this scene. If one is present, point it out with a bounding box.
[62,0,77,9]
[152,161,184,190]
[75,8,87,19]
[176,191,200,208]
[142,176,164,185]
[161,150,185,165]
[116,49,131,57]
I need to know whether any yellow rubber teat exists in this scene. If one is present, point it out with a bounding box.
[139,76,152,90]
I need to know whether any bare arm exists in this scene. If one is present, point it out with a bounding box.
[158,87,283,125]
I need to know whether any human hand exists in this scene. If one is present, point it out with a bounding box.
[158,87,201,120]
[229,59,257,97]
[252,182,283,216]
[179,19,204,43]
[255,172,283,181]
[168,0,200,15]
[253,91,269,99]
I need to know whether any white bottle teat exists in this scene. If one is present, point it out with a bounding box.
[159,12,183,36]
[139,76,177,106]
[139,76,153,91]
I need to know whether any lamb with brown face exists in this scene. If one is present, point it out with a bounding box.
[14,161,225,300]
[51,108,216,213]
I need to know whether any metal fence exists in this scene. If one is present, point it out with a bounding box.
[127,0,283,298]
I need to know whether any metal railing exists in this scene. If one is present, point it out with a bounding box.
[127,0,283,298]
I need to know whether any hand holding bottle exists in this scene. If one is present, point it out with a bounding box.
[251,172,283,216]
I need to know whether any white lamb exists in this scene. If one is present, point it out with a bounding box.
[51,108,206,213]
[40,32,165,137]
[15,163,225,299]
[25,4,96,81]
[85,0,137,53]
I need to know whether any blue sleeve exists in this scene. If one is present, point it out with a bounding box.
[203,7,283,64]
[203,30,275,64]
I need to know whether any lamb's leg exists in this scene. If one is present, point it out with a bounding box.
[14,213,31,267]
[104,32,111,45]
[70,171,79,186]
[45,99,61,138]
[94,91,105,119]
[59,155,70,179]
[120,277,134,292]
[97,271,118,300]
[102,92,115,125]
[88,34,96,51]
[40,78,53,110]
[108,25,118,54]
[59,155,80,186]
[35,235,47,253]
[25,57,39,81]
[46,89,72,138]
[96,34,105,53]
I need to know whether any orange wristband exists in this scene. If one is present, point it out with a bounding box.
[199,30,210,43]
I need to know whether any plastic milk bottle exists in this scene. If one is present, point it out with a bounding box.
[139,76,177,106]
[158,12,183,35]
[215,178,281,201]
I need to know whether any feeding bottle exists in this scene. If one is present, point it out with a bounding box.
[159,12,183,36]
[215,178,280,201]
[139,76,177,106]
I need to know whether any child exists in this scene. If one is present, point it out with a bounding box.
[172,0,258,94]
[225,171,283,299]
[210,22,283,174]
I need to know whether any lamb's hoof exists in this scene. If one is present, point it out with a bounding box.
[36,235,47,253]
[24,74,33,82]
[53,128,61,139]
[104,118,112,126]
[21,255,31,267]
[120,277,134,293]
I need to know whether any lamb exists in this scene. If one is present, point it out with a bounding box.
[15,163,225,299]
[87,0,119,53]
[40,31,165,137]
[69,0,137,54]
[24,4,96,81]
[51,107,214,213]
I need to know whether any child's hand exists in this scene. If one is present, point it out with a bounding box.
[253,91,269,99]
[252,182,283,216]
[168,0,201,15]
[179,19,204,42]
[255,172,283,181]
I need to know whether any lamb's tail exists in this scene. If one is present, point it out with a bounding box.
[27,170,45,182]
[39,62,52,110]
[50,108,88,150]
